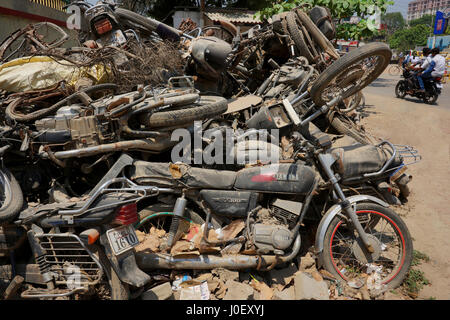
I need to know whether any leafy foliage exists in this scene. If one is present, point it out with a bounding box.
[388,24,430,52]
[256,0,394,40]
[381,12,405,35]
[409,14,435,28]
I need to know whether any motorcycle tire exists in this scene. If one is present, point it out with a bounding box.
[0,168,24,225]
[295,9,339,60]
[319,203,413,290]
[98,249,130,300]
[395,80,407,99]
[285,12,315,63]
[115,8,180,41]
[309,6,336,40]
[422,90,438,105]
[141,95,228,128]
[330,114,372,145]
[310,42,392,106]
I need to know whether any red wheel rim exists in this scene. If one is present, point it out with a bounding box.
[329,210,406,284]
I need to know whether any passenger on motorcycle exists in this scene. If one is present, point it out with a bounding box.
[417,48,446,93]
[407,48,432,93]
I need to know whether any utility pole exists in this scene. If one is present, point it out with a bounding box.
[431,0,436,48]
[200,0,205,28]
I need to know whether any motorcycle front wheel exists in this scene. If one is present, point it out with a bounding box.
[395,81,407,99]
[310,42,391,106]
[319,203,413,290]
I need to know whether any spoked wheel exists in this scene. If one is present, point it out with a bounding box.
[395,81,407,99]
[329,112,374,145]
[388,65,402,76]
[320,203,413,289]
[310,42,392,106]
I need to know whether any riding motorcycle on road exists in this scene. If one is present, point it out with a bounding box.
[395,67,442,104]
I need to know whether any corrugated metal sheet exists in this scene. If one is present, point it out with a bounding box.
[204,11,260,24]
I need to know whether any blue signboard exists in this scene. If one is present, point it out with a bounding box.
[434,11,448,35]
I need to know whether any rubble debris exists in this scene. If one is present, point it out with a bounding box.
[294,271,330,300]
[299,252,316,271]
[141,282,174,300]
[250,280,274,300]
[223,280,254,300]
[273,286,296,300]
[212,268,239,282]
[179,281,210,300]
[268,263,298,289]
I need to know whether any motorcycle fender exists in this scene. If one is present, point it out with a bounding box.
[314,195,389,254]
[100,233,150,288]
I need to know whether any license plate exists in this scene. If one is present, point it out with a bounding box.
[436,83,443,89]
[111,30,127,45]
[106,225,139,255]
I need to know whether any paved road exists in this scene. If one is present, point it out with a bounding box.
[364,70,450,110]
[361,72,450,299]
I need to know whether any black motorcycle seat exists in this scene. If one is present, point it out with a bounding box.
[330,144,403,179]
[130,161,237,189]
[130,161,317,194]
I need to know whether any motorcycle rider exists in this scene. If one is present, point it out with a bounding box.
[417,48,446,93]
[406,48,431,93]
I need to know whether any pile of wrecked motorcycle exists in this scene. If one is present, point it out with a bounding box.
[0,1,422,300]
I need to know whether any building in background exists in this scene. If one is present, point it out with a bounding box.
[407,0,450,22]
[0,0,72,44]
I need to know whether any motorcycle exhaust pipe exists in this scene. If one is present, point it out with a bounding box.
[136,234,301,270]
[40,137,176,160]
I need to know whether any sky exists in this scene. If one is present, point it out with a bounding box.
[386,0,410,17]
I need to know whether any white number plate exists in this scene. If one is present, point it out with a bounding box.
[106,225,139,256]
[436,83,443,89]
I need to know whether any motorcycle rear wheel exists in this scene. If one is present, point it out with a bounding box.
[422,91,438,105]
[319,203,413,290]
[98,250,130,300]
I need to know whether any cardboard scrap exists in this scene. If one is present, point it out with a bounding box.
[218,219,245,241]
[250,280,274,300]
[179,281,210,300]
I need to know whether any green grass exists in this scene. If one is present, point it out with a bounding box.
[403,269,430,295]
[411,250,430,266]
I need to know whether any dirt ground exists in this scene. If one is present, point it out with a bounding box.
[361,71,450,299]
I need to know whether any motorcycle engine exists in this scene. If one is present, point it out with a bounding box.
[34,105,115,148]
[251,199,302,254]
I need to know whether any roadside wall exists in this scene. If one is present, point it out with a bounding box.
[0,0,78,47]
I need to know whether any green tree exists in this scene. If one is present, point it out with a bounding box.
[388,24,430,52]
[409,14,434,28]
[382,12,405,35]
[257,0,394,40]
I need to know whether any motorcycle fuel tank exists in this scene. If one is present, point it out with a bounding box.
[234,163,316,195]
